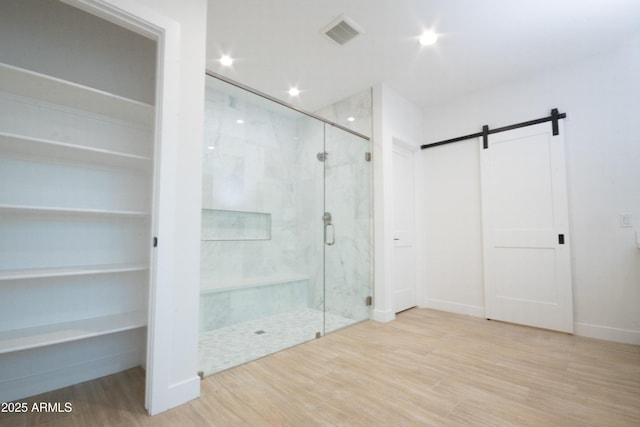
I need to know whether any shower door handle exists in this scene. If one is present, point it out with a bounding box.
[325,224,335,246]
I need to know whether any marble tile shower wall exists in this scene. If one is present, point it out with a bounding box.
[314,88,372,138]
[200,279,309,332]
[201,83,372,329]
[294,118,325,311]
[201,86,316,287]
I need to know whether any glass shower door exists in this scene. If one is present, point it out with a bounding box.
[199,73,373,377]
[322,125,372,334]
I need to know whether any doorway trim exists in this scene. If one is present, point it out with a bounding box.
[62,0,188,415]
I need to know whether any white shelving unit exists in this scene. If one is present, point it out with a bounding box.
[0,204,149,218]
[0,63,154,124]
[0,131,151,170]
[0,263,148,281]
[0,61,155,401]
[0,311,147,354]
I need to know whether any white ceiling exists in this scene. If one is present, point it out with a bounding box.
[206,0,640,111]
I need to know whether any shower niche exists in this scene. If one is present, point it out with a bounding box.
[199,74,372,375]
[201,209,271,241]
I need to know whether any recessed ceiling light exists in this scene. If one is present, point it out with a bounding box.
[219,55,233,66]
[288,87,300,97]
[347,116,355,122]
[419,30,438,46]
[207,145,215,150]
[236,119,244,124]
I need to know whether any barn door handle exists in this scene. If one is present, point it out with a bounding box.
[558,234,565,245]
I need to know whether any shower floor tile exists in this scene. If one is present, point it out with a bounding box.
[199,308,358,376]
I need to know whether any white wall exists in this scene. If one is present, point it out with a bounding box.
[421,37,640,344]
[420,138,485,317]
[372,84,423,321]
[0,0,156,104]
[133,0,207,413]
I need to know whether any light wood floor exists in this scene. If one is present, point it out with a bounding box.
[2,308,639,426]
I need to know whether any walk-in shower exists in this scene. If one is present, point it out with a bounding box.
[199,73,372,375]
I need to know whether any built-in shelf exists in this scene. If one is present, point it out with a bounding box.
[0,264,148,281]
[201,208,271,241]
[0,204,149,218]
[0,13,155,404]
[0,311,146,354]
[0,131,151,169]
[200,273,309,294]
[0,63,154,125]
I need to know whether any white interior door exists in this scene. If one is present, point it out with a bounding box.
[481,121,573,333]
[392,143,416,313]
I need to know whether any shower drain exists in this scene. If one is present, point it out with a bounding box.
[254,330,266,335]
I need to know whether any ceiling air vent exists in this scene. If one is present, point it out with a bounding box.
[321,14,364,45]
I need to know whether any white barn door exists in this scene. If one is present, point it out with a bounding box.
[480,121,573,333]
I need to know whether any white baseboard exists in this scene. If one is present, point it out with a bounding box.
[574,322,640,345]
[420,299,640,345]
[371,309,396,323]
[147,375,200,416]
[422,298,485,318]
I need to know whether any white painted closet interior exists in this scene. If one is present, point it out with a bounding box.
[0,0,156,402]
